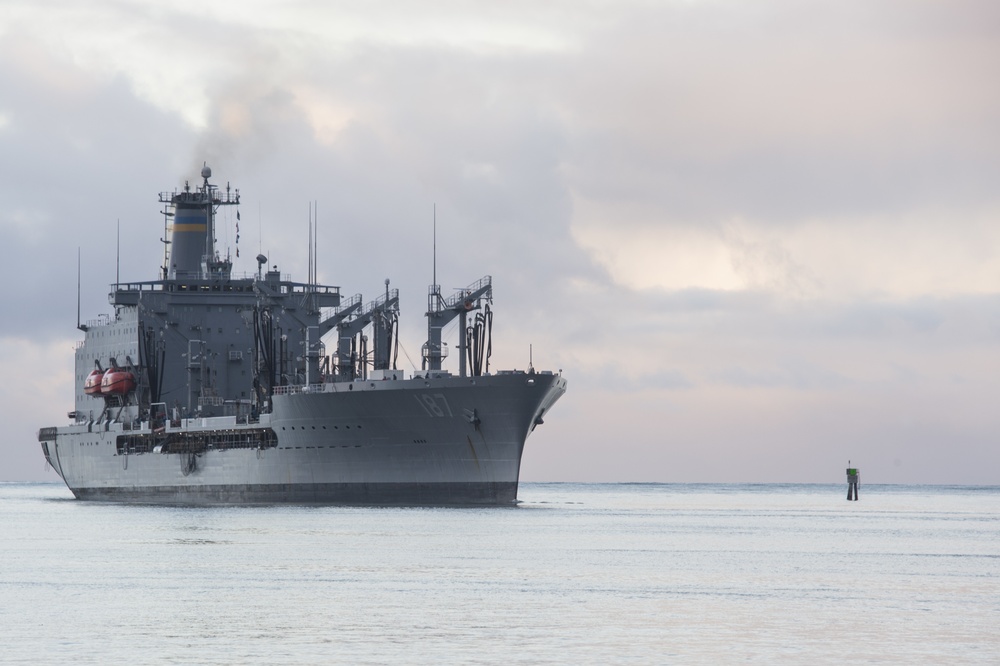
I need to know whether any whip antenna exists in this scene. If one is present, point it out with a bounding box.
[76,248,83,331]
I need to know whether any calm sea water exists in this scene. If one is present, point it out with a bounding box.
[1,482,997,664]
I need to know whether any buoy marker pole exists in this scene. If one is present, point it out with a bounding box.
[846,460,860,501]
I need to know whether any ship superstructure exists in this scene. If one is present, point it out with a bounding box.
[38,167,566,504]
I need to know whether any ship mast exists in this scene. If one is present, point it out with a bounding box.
[203,165,214,276]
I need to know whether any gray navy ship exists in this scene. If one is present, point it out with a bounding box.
[37,166,566,504]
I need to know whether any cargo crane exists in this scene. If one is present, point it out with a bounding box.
[423,276,492,377]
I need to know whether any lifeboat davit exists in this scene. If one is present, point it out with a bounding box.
[101,370,136,395]
[84,369,106,396]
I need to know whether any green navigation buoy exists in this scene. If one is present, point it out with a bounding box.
[846,461,860,501]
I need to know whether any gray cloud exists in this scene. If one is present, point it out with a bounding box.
[560,0,1000,224]
[2,0,998,483]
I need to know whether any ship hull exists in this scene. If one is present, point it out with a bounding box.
[72,482,519,505]
[41,372,566,506]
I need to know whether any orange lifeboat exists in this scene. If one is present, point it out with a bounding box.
[84,369,106,396]
[101,370,136,395]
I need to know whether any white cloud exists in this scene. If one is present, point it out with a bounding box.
[571,195,1000,299]
[1,0,999,483]
[571,213,744,292]
[2,0,586,130]
[782,211,1000,298]
[290,87,357,145]
[0,337,76,481]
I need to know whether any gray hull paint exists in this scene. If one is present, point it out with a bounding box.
[74,482,519,505]
[46,373,566,505]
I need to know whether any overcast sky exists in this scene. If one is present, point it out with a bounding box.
[2,0,998,483]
